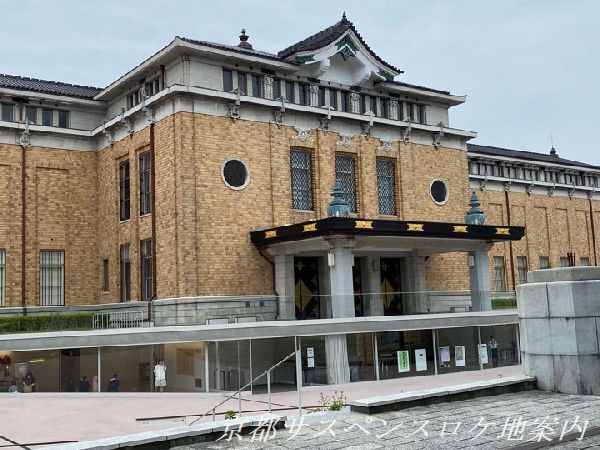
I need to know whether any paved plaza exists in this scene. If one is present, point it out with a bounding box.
[187,390,600,449]
[1,367,599,449]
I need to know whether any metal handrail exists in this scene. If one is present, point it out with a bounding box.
[188,349,297,426]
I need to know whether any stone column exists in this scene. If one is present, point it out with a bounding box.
[361,256,384,316]
[402,255,428,314]
[519,267,600,394]
[274,254,295,320]
[469,251,492,311]
[328,245,355,319]
[324,239,354,385]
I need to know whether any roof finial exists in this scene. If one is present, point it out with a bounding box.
[238,29,253,49]
[549,134,558,157]
[342,11,347,20]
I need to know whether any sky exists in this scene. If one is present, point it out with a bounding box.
[1,0,598,163]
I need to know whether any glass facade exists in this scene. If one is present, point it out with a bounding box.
[0,324,519,393]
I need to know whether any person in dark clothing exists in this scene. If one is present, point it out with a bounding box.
[79,375,90,392]
[24,370,37,392]
[107,374,120,392]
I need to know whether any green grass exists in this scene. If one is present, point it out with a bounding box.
[492,297,517,310]
[0,313,101,334]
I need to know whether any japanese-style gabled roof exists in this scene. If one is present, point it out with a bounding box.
[277,14,402,74]
[0,73,102,99]
[468,143,600,170]
[179,37,282,62]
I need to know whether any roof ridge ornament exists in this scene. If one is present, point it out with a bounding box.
[238,29,253,50]
[465,191,486,225]
[327,180,351,217]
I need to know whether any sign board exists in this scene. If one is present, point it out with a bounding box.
[455,345,466,367]
[307,347,314,358]
[439,346,450,364]
[415,349,427,372]
[478,344,488,364]
[397,350,410,373]
[307,357,315,368]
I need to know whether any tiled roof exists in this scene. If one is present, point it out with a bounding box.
[179,37,283,62]
[387,80,450,96]
[0,73,102,99]
[277,14,401,74]
[468,144,600,170]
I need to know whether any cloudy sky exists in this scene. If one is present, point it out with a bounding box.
[1,0,598,163]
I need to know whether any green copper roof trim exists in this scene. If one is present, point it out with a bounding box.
[335,35,358,52]
[338,46,356,61]
[377,70,394,82]
[295,54,315,64]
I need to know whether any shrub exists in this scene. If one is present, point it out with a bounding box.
[0,313,98,334]
[492,297,517,310]
[224,410,236,420]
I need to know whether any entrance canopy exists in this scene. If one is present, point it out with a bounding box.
[250,217,525,254]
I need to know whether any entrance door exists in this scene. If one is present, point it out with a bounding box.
[294,257,320,319]
[380,258,403,315]
[60,349,80,392]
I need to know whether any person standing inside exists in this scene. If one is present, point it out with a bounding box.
[489,336,499,368]
[154,360,166,392]
[108,374,120,392]
[91,375,99,392]
[78,375,90,392]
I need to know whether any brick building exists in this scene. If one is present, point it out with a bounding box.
[0,14,597,318]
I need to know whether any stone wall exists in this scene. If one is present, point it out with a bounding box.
[518,267,600,395]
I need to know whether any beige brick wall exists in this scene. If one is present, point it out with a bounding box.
[0,143,98,307]
[3,110,600,306]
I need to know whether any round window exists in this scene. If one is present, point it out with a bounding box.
[221,158,250,190]
[430,179,449,205]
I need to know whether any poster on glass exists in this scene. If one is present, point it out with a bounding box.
[397,350,410,373]
[455,345,466,367]
[415,349,427,372]
[439,346,450,368]
[478,344,488,364]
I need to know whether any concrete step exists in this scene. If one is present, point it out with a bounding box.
[349,375,536,414]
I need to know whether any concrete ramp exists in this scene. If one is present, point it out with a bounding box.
[350,375,535,414]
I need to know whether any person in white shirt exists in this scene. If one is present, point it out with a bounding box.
[154,360,166,392]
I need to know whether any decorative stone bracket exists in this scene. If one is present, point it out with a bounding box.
[16,120,30,149]
[228,88,243,121]
[401,119,411,143]
[432,123,444,149]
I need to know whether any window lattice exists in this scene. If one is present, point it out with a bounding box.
[290,150,314,210]
[376,159,396,215]
[335,155,357,213]
[40,251,64,306]
[493,256,506,292]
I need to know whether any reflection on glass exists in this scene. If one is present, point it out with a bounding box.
[436,327,479,374]
[479,325,520,368]
[377,330,435,379]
